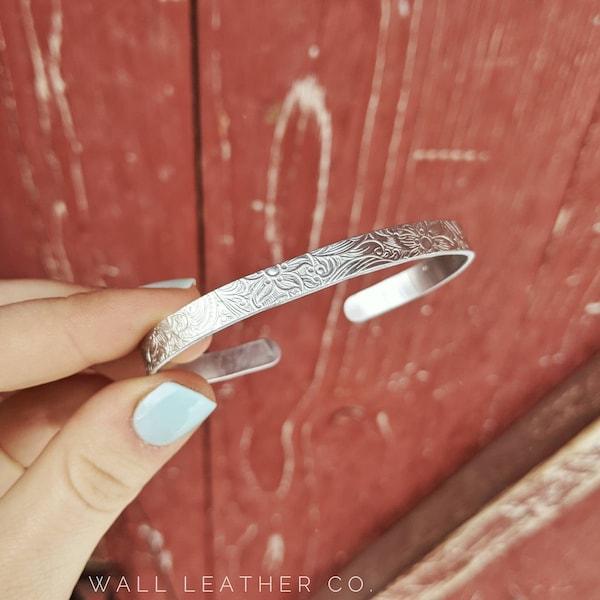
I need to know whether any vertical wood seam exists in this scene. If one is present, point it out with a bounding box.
[189,0,215,580]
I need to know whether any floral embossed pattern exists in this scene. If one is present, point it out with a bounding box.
[141,221,473,374]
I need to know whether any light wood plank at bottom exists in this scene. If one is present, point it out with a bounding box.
[376,418,600,599]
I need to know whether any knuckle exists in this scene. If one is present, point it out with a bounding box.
[64,449,143,514]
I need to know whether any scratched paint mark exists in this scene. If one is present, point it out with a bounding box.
[416,369,430,382]
[48,0,89,218]
[398,0,410,18]
[279,283,346,499]
[349,0,391,234]
[239,425,266,494]
[375,0,423,229]
[404,361,417,374]
[551,206,573,236]
[210,0,221,29]
[420,304,433,316]
[262,532,285,572]
[97,264,120,279]
[0,22,42,220]
[412,149,490,162]
[158,165,175,181]
[51,200,73,280]
[138,523,173,573]
[308,44,320,59]
[387,372,410,392]
[294,282,348,417]
[376,410,394,441]
[221,522,259,576]
[265,76,332,263]
[226,522,259,573]
[300,420,321,573]
[592,222,600,234]
[276,418,295,498]
[209,1,231,165]
[20,0,51,132]
[585,302,600,315]
[337,0,394,388]
[378,420,600,600]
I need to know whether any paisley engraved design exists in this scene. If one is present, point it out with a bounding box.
[141,220,473,373]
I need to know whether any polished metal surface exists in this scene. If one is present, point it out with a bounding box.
[141,221,475,381]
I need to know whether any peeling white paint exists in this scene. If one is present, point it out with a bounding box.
[51,198,73,280]
[412,148,490,162]
[20,0,51,132]
[265,76,332,262]
[349,0,390,234]
[378,420,600,599]
[308,44,320,59]
[137,523,173,573]
[158,165,175,181]
[551,206,572,236]
[404,361,417,374]
[416,369,430,382]
[276,419,295,498]
[239,425,264,494]
[585,302,600,315]
[48,0,90,216]
[375,0,423,229]
[398,0,410,18]
[251,199,264,212]
[262,532,285,572]
[376,410,394,441]
[420,304,433,316]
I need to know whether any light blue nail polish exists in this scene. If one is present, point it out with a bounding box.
[133,382,216,446]
[141,278,196,289]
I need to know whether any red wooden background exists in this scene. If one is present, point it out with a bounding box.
[1,1,600,598]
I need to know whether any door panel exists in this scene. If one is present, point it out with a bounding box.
[1,1,599,598]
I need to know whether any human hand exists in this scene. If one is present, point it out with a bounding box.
[0,279,217,599]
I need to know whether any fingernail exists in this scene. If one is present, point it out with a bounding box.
[133,382,216,446]
[141,278,196,289]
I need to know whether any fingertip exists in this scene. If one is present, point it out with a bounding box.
[132,381,216,446]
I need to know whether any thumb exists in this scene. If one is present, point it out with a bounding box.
[0,372,216,600]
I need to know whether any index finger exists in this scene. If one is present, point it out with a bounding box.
[0,287,200,391]
[0,279,90,306]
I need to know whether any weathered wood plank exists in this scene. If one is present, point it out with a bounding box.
[0,0,199,285]
[2,1,600,597]
[312,352,600,599]
[376,416,600,599]
[197,0,600,594]
[0,0,207,589]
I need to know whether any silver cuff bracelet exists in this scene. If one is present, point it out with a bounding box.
[141,220,475,383]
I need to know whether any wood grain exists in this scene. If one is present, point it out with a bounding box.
[197,0,600,595]
[1,1,600,598]
[0,0,208,591]
[0,0,199,285]
[311,352,600,599]
[376,416,600,599]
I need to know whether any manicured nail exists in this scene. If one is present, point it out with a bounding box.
[133,382,216,446]
[141,278,196,289]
